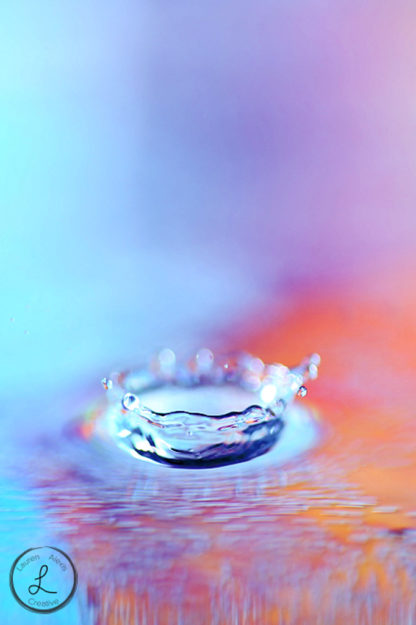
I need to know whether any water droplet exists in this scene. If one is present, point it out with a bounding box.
[101,377,113,391]
[310,353,321,366]
[122,393,140,411]
[308,363,319,379]
[158,348,176,369]
[195,348,214,372]
[240,354,264,375]
[248,357,264,375]
[297,385,308,398]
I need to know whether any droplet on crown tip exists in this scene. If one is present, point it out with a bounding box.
[122,393,140,411]
[101,377,113,391]
[297,385,308,398]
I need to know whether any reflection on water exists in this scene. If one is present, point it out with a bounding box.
[3,396,323,624]
[3,392,415,625]
[4,323,416,625]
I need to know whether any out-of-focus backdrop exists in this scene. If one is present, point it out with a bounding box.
[1,1,415,394]
[1,2,416,624]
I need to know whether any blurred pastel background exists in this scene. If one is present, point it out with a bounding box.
[2,0,415,394]
[1,2,416,624]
